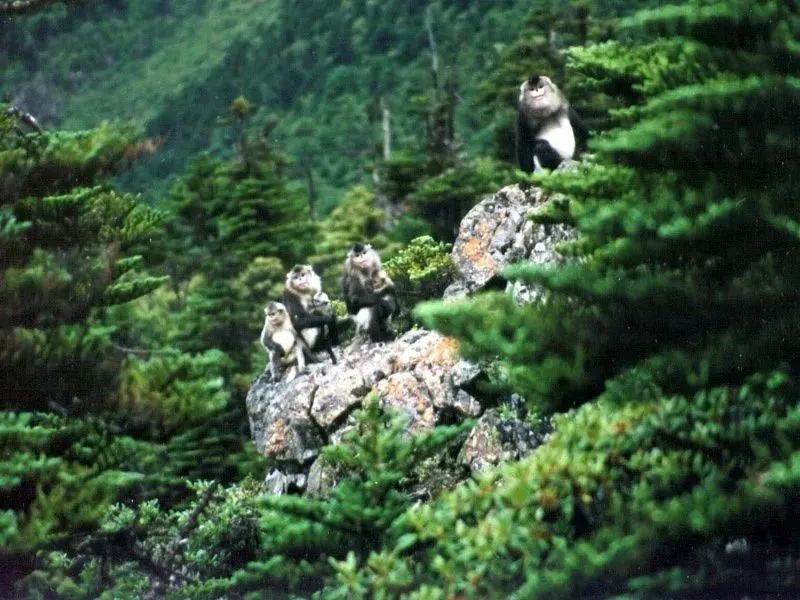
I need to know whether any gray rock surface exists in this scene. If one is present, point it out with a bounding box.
[246,181,573,495]
[444,184,574,298]
[460,409,553,474]
[246,330,475,472]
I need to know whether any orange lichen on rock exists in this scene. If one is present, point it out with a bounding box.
[266,418,288,456]
[459,225,497,274]
[428,336,460,366]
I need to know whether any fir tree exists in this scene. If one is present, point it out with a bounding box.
[0,108,172,590]
[422,0,800,412]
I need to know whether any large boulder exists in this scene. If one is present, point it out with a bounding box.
[444,183,574,299]
[246,182,573,494]
[246,330,481,477]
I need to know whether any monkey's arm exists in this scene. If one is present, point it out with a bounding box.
[384,289,401,317]
[516,113,536,173]
[260,323,283,354]
[568,107,590,149]
[342,276,384,313]
[283,292,333,330]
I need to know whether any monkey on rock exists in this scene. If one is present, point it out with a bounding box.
[341,243,398,343]
[283,264,339,364]
[260,301,305,381]
[516,75,588,172]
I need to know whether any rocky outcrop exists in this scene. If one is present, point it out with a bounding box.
[247,329,479,461]
[246,183,570,494]
[460,408,552,474]
[444,184,574,300]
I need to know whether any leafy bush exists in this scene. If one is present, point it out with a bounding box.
[385,235,455,304]
[327,371,800,598]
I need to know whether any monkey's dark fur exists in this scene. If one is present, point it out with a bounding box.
[341,244,398,342]
[516,75,588,172]
[283,265,339,364]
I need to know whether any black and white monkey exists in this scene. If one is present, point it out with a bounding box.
[310,291,333,317]
[516,75,589,172]
[260,302,306,381]
[283,265,339,364]
[341,244,398,342]
[371,269,400,320]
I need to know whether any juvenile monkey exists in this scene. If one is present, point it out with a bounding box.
[371,269,400,320]
[310,291,333,317]
[341,244,396,342]
[260,302,306,381]
[283,265,339,363]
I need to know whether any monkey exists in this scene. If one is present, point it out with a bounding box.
[310,291,333,317]
[516,75,589,173]
[260,302,306,381]
[283,264,339,364]
[341,243,397,343]
[371,269,400,320]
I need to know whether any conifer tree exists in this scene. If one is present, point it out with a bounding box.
[0,108,172,588]
[422,0,800,412]
[320,3,800,596]
[0,111,167,409]
[166,102,316,367]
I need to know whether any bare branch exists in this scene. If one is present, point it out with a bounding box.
[424,6,439,88]
[7,106,43,132]
[380,96,391,161]
[0,0,81,15]
[112,344,181,356]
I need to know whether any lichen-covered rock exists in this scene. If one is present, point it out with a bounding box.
[245,329,482,491]
[377,372,436,433]
[246,180,572,495]
[459,409,552,474]
[310,367,369,430]
[444,183,574,298]
[264,468,307,495]
[450,358,482,389]
[306,456,337,497]
[246,374,323,464]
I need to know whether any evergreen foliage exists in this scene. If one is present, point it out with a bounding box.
[422,0,800,412]
[162,106,316,370]
[21,400,469,598]
[309,184,394,282]
[329,372,800,598]
[0,0,566,200]
[384,235,455,306]
[399,0,800,594]
[4,0,799,597]
[0,109,167,409]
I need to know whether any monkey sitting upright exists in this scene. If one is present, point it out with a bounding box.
[260,302,306,381]
[371,269,400,321]
[516,75,589,172]
[341,243,397,343]
[283,265,339,364]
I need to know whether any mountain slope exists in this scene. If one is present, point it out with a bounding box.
[3,0,532,204]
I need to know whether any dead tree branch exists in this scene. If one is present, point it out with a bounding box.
[0,0,81,15]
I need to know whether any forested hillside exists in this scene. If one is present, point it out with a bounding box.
[3,0,799,598]
[2,0,629,207]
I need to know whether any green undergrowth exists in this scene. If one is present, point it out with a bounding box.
[329,370,800,599]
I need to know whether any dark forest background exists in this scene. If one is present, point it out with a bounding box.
[2,0,800,598]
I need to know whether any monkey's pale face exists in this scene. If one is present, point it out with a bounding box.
[350,248,379,272]
[312,292,330,310]
[267,308,287,327]
[289,266,321,294]
[372,273,391,291]
[519,76,562,117]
